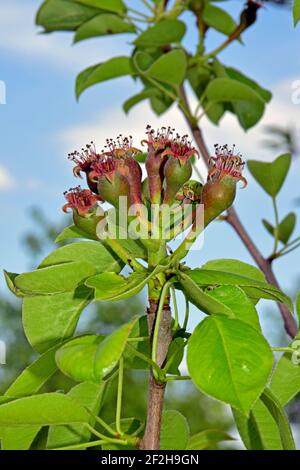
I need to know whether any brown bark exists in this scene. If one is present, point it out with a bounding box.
[139,300,172,450]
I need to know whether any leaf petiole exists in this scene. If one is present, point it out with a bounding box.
[183,294,189,330]
[171,286,179,331]
[116,358,124,435]
[85,408,116,437]
[165,375,191,381]
[126,343,165,380]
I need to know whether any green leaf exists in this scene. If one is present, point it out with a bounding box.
[15,261,96,295]
[55,224,97,242]
[76,0,126,14]
[177,270,234,316]
[145,50,187,85]
[205,78,265,105]
[244,286,294,312]
[124,315,150,370]
[86,271,149,301]
[5,345,59,397]
[23,286,92,353]
[231,100,265,131]
[187,64,211,100]
[133,50,160,72]
[3,270,24,297]
[0,393,89,426]
[207,286,261,331]
[225,67,272,103]
[47,382,105,449]
[262,212,296,244]
[150,91,174,115]
[205,102,225,125]
[233,399,283,450]
[116,238,147,260]
[203,4,237,36]
[268,214,296,244]
[123,88,159,114]
[262,219,276,238]
[186,268,293,312]
[0,426,41,450]
[165,337,185,375]
[94,317,139,380]
[187,429,234,450]
[102,212,148,260]
[293,0,300,25]
[74,13,135,43]
[188,268,269,290]
[187,316,273,414]
[39,241,122,273]
[160,410,189,450]
[201,259,266,283]
[270,347,300,406]
[55,335,105,382]
[225,68,271,129]
[76,56,134,98]
[30,427,49,450]
[102,418,142,450]
[260,389,295,450]
[247,153,291,197]
[36,0,98,32]
[134,20,186,47]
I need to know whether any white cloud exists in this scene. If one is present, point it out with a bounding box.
[0,1,128,71]
[0,165,15,190]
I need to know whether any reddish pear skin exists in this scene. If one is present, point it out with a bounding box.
[202,175,237,226]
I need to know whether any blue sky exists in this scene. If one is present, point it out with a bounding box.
[0,0,300,344]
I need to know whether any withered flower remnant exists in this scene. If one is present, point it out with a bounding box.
[202,145,247,226]
[63,186,101,217]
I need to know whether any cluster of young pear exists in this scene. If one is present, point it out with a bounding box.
[63,126,246,235]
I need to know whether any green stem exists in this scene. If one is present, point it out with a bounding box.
[116,357,124,435]
[85,423,127,445]
[139,0,155,12]
[126,343,164,379]
[85,409,116,437]
[85,423,107,441]
[152,280,174,375]
[165,375,191,381]
[127,337,149,342]
[283,235,300,250]
[277,239,300,258]
[272,347,295,353]
[136,64,177,102]
[103,238,146,273]
[127,6,149,18]
[127,15,149,23]
[272,197,280,255]
[169,204,204,265]
[54,439,107,450]
[280,243,300,257]
[183,295,189,330]
[171,287,179,331]
[203,23,244,59]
